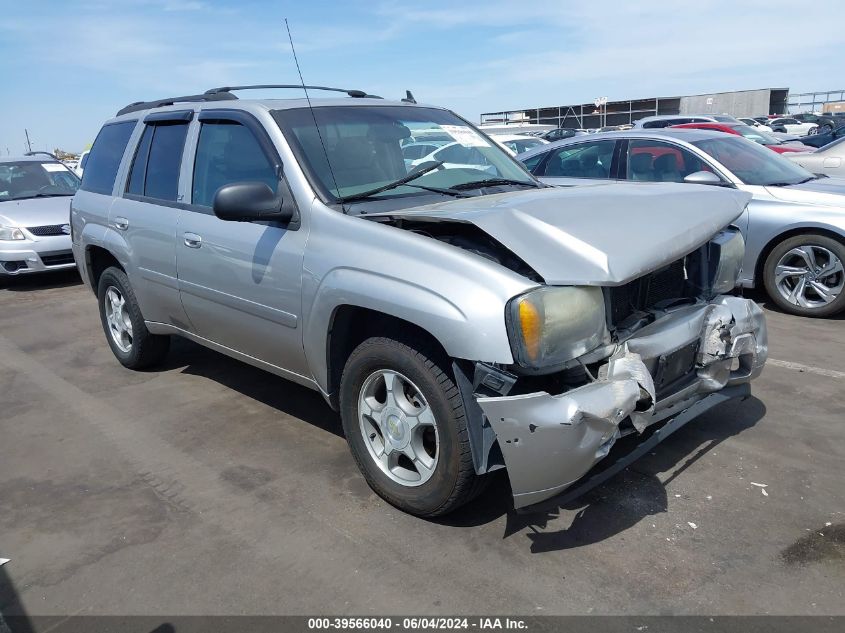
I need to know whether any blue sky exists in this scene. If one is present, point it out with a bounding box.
[2,0,844,153]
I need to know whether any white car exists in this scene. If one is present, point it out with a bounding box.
[409,141,497,173]
[739,117,774,133]
[784,137,845,178]
[768,118,818,135]
[74,150,90,178]
[490,134,549,155]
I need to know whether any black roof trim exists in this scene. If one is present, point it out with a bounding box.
[24,151,61,161]
[116,92,237,117]
[204,84,382,99]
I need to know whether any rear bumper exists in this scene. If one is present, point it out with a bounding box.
[0,237,76,275]
[477,295,767,510]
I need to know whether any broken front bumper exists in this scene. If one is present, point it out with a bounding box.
[477,295,767,510]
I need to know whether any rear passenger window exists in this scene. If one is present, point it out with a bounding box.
[125,122,189,201]
[192,121,278,207]
[80,121,136,195]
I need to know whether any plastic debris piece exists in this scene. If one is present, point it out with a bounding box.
[750,482,767,487]
[0,558,9,566]
[761,489,769,497]
[825,522,832,527]
[706,495,712,500]
[688,522,698,529]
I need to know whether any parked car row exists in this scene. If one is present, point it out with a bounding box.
[517,128,845,317]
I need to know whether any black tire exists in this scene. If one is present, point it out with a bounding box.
[97,266,170,368]
[339,336,484,517]
[763,234,845,317]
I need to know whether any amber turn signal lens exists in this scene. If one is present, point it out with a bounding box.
[517,299,541,361]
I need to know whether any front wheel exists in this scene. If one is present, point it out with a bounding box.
[763,234,845,317]
[97,266,170,368]
[339,337,483,516]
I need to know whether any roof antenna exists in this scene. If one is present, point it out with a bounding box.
[402,90,416,104]
[285,19,345,212]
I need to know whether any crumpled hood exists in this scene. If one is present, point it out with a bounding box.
[764,177,845,207]
[0,196,73,228]
[375,183,751,285]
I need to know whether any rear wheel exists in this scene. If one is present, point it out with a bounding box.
[339,336,483,516]
[97,266,170,368]
[763,234,845,317]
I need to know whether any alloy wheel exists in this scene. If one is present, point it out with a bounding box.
[774,245,844,309]
[357,369,439,487]
[104,286,133,352]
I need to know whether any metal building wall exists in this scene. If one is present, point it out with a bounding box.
[678,89,773,117]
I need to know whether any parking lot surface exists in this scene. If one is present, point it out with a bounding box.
[1,271,843,616]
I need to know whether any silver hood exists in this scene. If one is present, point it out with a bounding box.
[377,183,751,285]
[764,177,845,207]
[0,196,74,227]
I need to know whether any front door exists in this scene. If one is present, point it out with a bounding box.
[176,111,310,378]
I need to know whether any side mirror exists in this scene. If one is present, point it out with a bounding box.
[212,182,292,223]
[683,170,724,186]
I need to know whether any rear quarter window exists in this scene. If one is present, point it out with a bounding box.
[80,121,136,195]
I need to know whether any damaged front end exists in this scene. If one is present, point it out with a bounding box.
[476,288,767,511]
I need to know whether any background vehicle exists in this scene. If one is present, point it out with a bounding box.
[541,128,588,142]
[71,85,765,517]
[408,141,497,173]
[739,117,773,132]
[490,134,549,155]
[0,155,80,276]
[796,124,845,149]
[633,114,740,129]
[768,117,818,135]
[785,137,845,178]
[400,140,450,168]
[518,129,845,317]
[74,149,90,178]
[792,113,840,134]
[670,122,810,153]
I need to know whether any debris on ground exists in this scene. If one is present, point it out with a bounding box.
[688,522,698,529]
[750,482,767,487]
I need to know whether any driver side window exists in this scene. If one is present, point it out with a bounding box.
[192,120,278,208]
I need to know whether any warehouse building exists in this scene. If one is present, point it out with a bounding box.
[480,87,789,129]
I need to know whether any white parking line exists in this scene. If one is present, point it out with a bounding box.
[767,358,845,379]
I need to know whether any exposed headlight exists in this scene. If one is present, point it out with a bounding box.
[0,225,26,241]
[711,229,745,294]
[507,286,609,369]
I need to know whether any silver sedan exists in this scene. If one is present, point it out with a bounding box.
[517,128,845,317]
[785,137,845,179]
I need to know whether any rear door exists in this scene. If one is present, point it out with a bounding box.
[109,112,193,328]
[176,110,310,377]
[533,139,620,186]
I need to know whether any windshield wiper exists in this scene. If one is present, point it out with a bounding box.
[11,192,74,200]
[339,161,445,203]
[449,177,541,191]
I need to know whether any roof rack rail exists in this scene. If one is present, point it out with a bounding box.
[116,91,238,117]
[204,84,382,99]
[25,151,61,161]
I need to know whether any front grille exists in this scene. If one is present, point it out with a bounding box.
[27,224,68,236]
[40,251,75,267]
[608,258,688,326]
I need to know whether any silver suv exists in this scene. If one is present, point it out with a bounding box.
[72,85,768,516]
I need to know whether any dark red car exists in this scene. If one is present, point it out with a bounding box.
[670,122,808,154]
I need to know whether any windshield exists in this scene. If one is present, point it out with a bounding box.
[692,136,814,186]
[273,106,535,203]
[732,124,780,146]
[0,161,80,201]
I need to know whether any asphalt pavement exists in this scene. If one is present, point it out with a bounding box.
[0,270,843,617]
